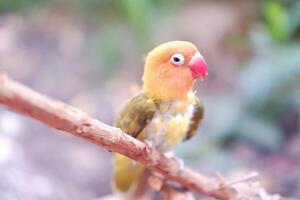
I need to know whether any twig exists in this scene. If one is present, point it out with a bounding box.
[226,171,259,186]
[128,170,152,200]
[148,174,195,200]
[160,186,195,200]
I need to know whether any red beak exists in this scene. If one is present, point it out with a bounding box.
[188,52,208,80]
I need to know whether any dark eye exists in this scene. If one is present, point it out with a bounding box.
[171,53,185,65]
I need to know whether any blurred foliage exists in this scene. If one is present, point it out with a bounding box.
[0,0,45,12]
[262,1,290,41]
[234,1,300,151]
[112,0,179,41]
[179,40,299,163]
[262,0,300,41]
[0,0,179,43]
[0,0,180,81]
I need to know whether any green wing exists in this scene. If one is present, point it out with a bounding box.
[184,97,204,141]
[115,93,156,138]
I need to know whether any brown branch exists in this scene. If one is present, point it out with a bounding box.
[0,72,291,200]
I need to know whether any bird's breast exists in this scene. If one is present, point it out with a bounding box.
[145,99,194,152]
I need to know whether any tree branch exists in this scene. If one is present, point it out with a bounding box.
[0,72,291,200]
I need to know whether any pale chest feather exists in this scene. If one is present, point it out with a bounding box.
[145,99,194,152]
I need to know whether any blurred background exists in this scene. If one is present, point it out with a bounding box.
[0,0,300,199]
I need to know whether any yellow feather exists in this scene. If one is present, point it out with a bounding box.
[166,115,189,148]
[112,153,144,192]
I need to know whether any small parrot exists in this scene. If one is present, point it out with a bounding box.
[112,41,208,192]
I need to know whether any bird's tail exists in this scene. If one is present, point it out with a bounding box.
[112,153,144,192]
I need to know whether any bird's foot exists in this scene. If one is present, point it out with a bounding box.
[144,139,155,149]
[111,128,133,143]
[118,130,134,144]
[143,140,160,167]
[164,152,185,174]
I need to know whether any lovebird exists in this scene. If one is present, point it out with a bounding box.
[112,41,207,192]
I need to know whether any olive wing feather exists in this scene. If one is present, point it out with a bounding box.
[115,93,156,138]
[184,97,204,140]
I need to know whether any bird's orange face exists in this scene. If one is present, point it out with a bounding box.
[142,41,207,101]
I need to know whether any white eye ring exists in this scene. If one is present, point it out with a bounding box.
[171,53,185,65]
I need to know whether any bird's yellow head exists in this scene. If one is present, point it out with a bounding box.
[142,41,207,101]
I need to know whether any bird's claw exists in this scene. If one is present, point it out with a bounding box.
[164,152,185,174]
[120,131,135,144]
[173,157,185,173]
[110,129,136,145]
[144,139,154,149]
